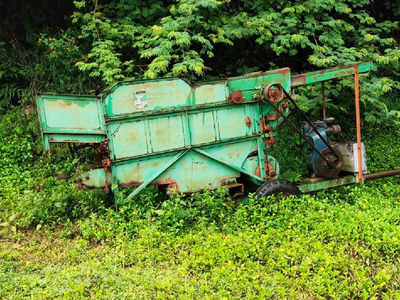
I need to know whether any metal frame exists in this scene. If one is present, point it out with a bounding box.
[295,63,400,193]
[36,61,400,200]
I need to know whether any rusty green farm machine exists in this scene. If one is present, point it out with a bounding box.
[36,62,400,202]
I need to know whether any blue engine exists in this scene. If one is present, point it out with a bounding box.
[303,118,342,178]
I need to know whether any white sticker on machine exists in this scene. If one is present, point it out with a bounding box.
[134,90,147,109]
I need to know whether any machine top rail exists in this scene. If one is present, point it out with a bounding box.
[291,62,371,87]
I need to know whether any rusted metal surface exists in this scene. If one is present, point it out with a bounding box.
[265,161,276,178]
[230,90,244,103]
[37,62,382,201]
[315,147,343,178]
[245,67,290,78]
[354,65,364,182]
[266,131,275,146]
[154,178,179,191]
[245,116,251,128]
[219,176,237,186]
[255,166,261,177]
[267,115,279,121]
[263,83,284,103]
[290,62,371,87]
[118,181,142,189]
[290,74,306,87]
[364,169,400,180]
[298,175,356,193]
[248,72,267,78]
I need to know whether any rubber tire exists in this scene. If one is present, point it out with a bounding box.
[256,180,300,198]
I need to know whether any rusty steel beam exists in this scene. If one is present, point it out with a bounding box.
[354,66,364,182]
[291,62,372,87]
[364,169,400,180]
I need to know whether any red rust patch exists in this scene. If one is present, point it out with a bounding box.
[260,117,267,133]
[265,162,276,178]
[245,116,251,128]
[230,91,244,104]
[155,178,179,192]
[219,176,236,185]
[248,72,266,78]
[267,115,279,121]
[266,131,275,145]
[278,68,290,75]
[255,166,261,177]
[119,181,142,189]
[290,74,306,87]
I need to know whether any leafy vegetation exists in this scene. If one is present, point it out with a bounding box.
[1,0,400,298]
[0,0,399,121]
[1,101,400,298]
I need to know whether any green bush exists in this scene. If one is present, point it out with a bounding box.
[1,100,400,298]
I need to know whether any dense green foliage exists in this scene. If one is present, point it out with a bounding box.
[1,102,400,298]
[0,0,399,121]
[1,1,400,298]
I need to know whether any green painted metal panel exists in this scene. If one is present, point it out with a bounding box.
[298,175,356,193]
[188,111,217,145]
[149,115,186,152]
[157,151,239,192]
[36,94,105,148]
[108,120,148,159]
[104,79,192,116]
[228,68,291,100]
[193,148,262,183]
[194,83,228,105]
[113,150,240,194]
[114,154,177,188]
[38,95,104,132]
[107,102,265,162]
[46,134,105,144]
[84,67,291,197]
[78,168,107,189]
[204,140,257,171]
[242,156,259,175]
[291,62,372,87]
[216,106,249,140]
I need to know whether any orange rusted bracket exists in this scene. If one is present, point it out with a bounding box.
[264,125,275,145]
[267,115,279,121]
[354,65,364,182]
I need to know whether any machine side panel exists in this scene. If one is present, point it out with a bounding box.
[104,79,192,117]
[36,94,106,149]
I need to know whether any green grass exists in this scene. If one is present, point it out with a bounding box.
[1,107,400,299]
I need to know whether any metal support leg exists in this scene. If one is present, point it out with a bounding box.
[354,66,364,182]
[125,150,188,201]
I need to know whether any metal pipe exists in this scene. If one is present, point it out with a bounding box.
[364,169,400,180]
[354,66,363,182]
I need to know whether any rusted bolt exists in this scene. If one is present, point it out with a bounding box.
[231,91,244,104]
[245,116,251,128]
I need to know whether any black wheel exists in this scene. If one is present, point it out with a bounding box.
[256,180,300,198]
